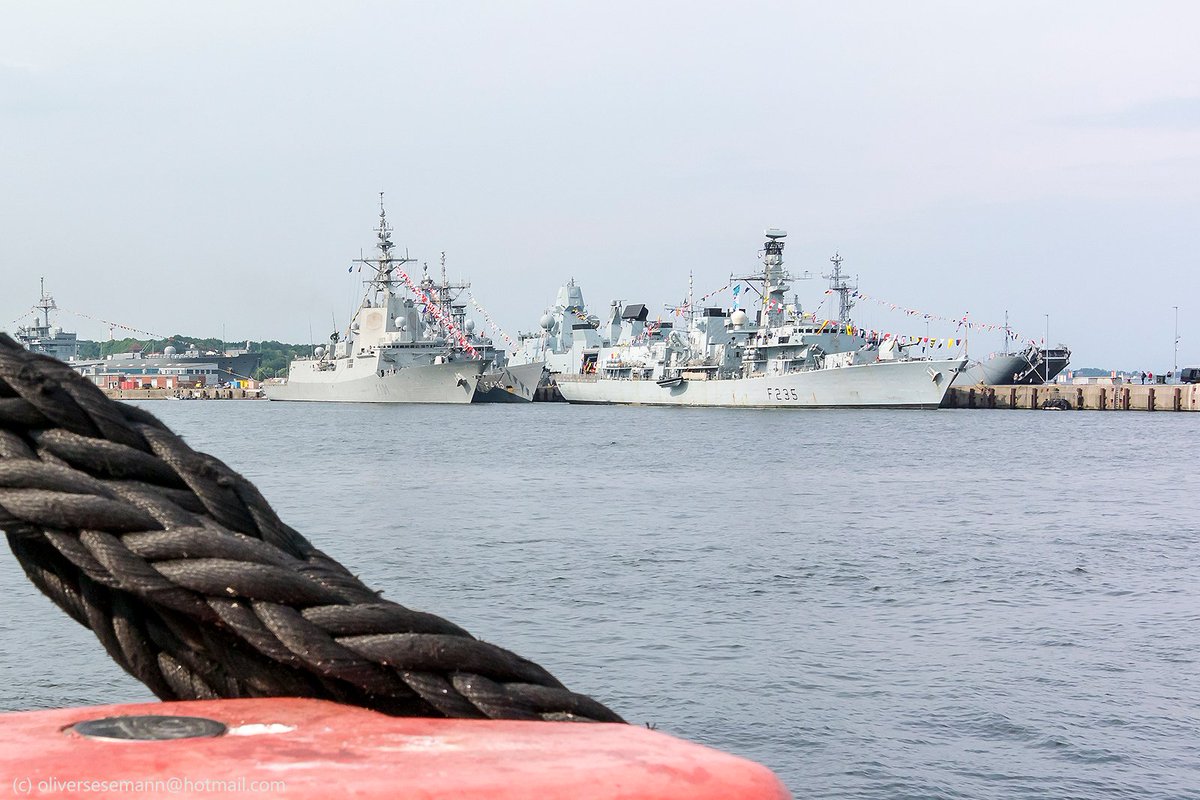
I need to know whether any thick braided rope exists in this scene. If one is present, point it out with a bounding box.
[0,335,622,722]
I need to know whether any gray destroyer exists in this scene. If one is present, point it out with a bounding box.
[554,230,965,408]
[264,200,488,404]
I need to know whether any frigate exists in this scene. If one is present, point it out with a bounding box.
[264,199,487,404]
[553,230,965,409]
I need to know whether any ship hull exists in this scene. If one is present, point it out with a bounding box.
[264,359,485,403]
[959,349,1070,386]
[555,358,965,409]
[472,361,547,404]
[958,354,1030,386]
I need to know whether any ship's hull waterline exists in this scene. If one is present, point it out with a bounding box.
[264,359,486,404]
[555,358,967,409]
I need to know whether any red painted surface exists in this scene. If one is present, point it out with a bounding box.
[0,698,790,799]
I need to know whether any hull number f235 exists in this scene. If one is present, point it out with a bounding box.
[768,387,799,401]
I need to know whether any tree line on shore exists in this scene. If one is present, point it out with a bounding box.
[76,337,313,381]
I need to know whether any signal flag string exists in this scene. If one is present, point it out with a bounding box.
[7,308,38,328]
[466,293,518,353]
[54,307,169,341]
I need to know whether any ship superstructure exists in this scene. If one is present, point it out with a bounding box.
[511,279,610,376]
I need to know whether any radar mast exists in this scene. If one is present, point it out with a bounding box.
[823,253,858,326]
[352,193,415,308]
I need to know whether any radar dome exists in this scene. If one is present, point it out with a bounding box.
[730,309,749,328]
[539,314,554,330]
[314,345,326,357]
[464,319,476,333]
[163,346,177,356]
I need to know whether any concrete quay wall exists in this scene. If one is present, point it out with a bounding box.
[944,383,1200,412]
[101,387,262,401]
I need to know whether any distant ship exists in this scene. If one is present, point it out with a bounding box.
[401,254,545,403]
[958,315,1071,385]
[12,279,79,361]
[263,198,490,403]
[552,230,965,409]
[412,254,545,403]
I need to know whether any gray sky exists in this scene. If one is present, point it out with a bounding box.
[2,1,1197,370]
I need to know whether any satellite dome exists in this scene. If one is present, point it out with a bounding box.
[539,314,554,330]
[464,319,476,333]
[314,345,325,357]
[730,309,749,328]
[163,345,177,356]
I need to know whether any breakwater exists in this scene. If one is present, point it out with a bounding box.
[944,383,1200,411]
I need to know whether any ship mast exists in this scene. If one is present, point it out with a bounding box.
[732,228,811,327]
[823,252,857,327]
[761,229,788,327]
[352,193,415,307]
[37,277,57,329]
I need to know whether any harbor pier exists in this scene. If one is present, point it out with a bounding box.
[943,383,1200,412]
[100,387,262,401]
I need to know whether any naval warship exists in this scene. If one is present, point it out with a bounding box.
[958,335,1071,386]
[11,279,79,361]
[264,199,488,403]
[553,229,965,408]
[415,252,546,403]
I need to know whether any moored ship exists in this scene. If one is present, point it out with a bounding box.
[12,279,79,362]
[958,343,1071,386]
[553,230,965,409]
[264,198,487,404]
[956,311,1071,385]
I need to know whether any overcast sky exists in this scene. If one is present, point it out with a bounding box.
[2,1,1197,370]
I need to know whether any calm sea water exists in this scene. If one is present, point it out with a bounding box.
[2,402,1198,799]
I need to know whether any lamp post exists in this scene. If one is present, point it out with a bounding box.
[1174,305,1180,382]
[1044,314,1050,383]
